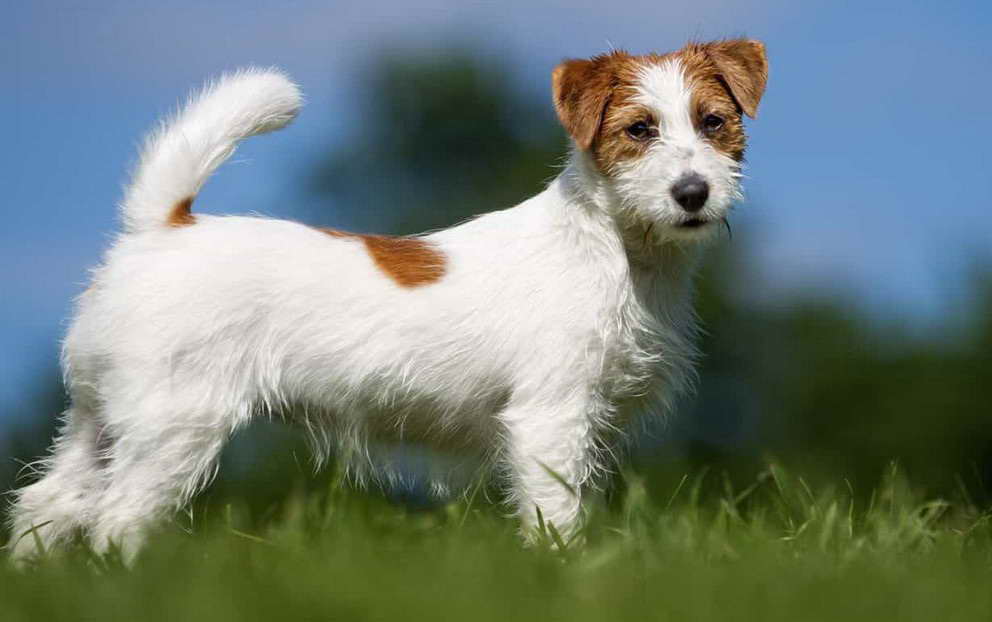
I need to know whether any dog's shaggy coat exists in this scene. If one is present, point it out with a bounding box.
[8,39,767,561]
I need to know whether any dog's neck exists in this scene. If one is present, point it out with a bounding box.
[552,150,703,287]
[539,151,701,410]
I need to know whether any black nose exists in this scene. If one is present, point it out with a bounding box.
[670,174,709,212]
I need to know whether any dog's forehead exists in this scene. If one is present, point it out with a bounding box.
[621,50,724,112]
[630,57,691,114]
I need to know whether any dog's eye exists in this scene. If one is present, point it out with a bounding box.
[626,121,653,141]
[701,114,725,133]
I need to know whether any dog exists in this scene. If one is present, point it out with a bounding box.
[8,38,767,561]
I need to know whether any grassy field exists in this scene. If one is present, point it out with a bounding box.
[2,462,990,621]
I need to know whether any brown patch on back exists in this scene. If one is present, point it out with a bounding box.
[362,235,447,288]
[318,228,446,288]
[551,39,767,170]
[167,196,196,227]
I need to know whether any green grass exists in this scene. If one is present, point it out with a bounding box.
[2,462,991,621]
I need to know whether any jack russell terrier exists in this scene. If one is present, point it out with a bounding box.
[10,38,767,561]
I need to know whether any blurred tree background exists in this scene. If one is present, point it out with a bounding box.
[4,48,990,518]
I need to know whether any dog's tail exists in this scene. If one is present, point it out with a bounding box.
[120,67,302,233]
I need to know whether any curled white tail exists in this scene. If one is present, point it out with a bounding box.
[121,67,302,233]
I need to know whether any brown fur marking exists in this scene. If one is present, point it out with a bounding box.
[551,54,625,152]
[167,196,196,227]
[594,52,660,173]
[680,42,760,162]
[697,39,768,119]
[318,228,446,288]
[551,39,767,172]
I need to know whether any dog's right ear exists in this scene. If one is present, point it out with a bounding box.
[552,54,619,151]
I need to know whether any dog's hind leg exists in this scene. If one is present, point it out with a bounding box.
[7,401,108,562]
[87,386,247,563]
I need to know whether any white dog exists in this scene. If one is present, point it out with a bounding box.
[9,39,767,561]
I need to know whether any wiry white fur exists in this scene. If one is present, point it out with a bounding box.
[8,61,746,562]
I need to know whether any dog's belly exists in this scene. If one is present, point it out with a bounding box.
[359,384,510,452]
[281,326,512,450]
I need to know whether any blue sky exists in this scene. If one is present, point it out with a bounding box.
[2,0,991,436]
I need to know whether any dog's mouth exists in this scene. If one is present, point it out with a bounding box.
[677,218,710,229]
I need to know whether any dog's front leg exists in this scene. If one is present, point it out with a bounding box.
[499,394,598,544]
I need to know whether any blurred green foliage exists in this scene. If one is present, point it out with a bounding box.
[669,244,992,499]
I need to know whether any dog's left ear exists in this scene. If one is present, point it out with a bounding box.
[703,39,768,118]
[552,53,621,151]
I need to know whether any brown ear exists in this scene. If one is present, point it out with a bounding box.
[551,54,618,151]
[703,39,768,118]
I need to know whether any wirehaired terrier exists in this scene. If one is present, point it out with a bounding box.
[10,39,767,561]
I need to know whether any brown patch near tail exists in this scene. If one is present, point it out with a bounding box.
[167,196,196,227]
[318,228,446,288]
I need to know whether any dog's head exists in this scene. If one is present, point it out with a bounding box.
[553,39,767,243]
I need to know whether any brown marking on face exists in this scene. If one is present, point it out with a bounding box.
[681,40,768,161]
[695,39,768,119]
[318,228,446,288]
[551,51,631,152]
[167,196,196,227]
[593,56,661,173]
[551,39,767,171]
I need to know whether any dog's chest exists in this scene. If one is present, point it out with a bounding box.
[598,274,697,418]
